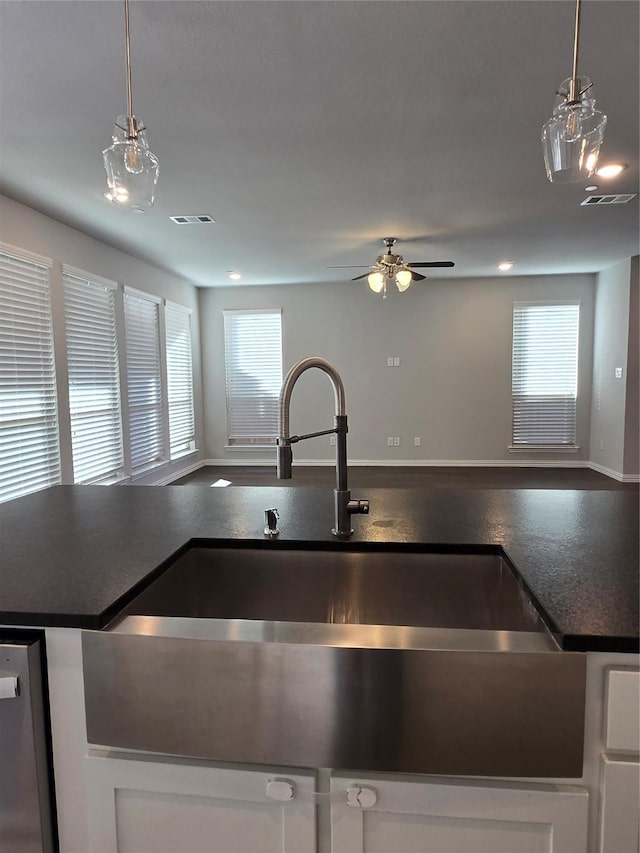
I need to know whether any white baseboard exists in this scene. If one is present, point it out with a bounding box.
[204,458,276,467]
[588,461,640,483]
[345,459,591,469]
[173,458,638,483]
[203,457,591,469]
[146,458,206,485]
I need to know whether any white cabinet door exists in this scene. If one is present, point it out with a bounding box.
[86,752,316,853]
[598,756,640,853]
[330,775,588,853]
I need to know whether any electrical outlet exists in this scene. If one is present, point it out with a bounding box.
[387,357,394,367]
[329,435,336,446]
[387,436,394,446]
[414,437,421,447]
[393,437,400,446]
[393,356,400,367]
[615,367,623,379]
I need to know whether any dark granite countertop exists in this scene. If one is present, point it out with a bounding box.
[0,484,638,652]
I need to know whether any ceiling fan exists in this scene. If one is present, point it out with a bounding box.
[329,237,455,297]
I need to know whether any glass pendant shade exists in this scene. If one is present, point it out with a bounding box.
[395,269,412,291]
[541,78,606,183]
[368,271,385,293]
[103,116,159,211]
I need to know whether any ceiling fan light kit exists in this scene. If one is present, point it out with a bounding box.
[103,0,159,211]
[331,238,454,299]
[367,271,385,293]
[541,0,606,183]
[395,268,413,290]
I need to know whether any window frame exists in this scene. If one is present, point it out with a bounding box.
[123,286,166,474]
[165,300,197,460]
[510,300,581,450]
[223,308,283,448]
[0,243,61,503]
[63,265,125,484]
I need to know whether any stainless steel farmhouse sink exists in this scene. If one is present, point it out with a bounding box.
[82,541,587,778]
[113,544,550,631]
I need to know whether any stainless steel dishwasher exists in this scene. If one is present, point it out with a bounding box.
[0,631,56,853]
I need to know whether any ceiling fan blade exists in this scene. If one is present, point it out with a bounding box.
[407,261,455,268]
[410,271,427,281]
[350,273,371,281]
[327,265,371,269]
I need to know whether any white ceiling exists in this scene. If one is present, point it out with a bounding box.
[0,0,638,288]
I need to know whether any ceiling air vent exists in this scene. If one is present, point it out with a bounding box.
[169,214,216,224]
[581,194,637,206]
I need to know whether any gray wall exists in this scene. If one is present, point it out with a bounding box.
[5,192,634,478]
[0,194,204,484]
[589,258,636,478]
[623,257,639,477]
[200,274,595,465]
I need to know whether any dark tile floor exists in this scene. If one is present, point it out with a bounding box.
[172,464,638,491]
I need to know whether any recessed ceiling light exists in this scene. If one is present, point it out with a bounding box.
[584,185,599,192]
[498,261,514,271]
[595,163,626,179]
[228,272,242,280]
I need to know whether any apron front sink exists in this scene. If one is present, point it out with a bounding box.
[83,541,586,778]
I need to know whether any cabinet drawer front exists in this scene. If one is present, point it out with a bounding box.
[605,669,640,752]
[330,775,589,853]
[85,752,316,853]
[598,755,640,853]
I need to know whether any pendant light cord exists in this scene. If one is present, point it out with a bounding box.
[124,0,136,138]
[568,0,581,102]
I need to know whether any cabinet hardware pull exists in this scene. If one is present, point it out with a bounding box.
[346,784,377,808]
[266,778,296,802]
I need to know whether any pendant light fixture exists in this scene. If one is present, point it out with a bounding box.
[541,0,606,183]
[103,0,159,211]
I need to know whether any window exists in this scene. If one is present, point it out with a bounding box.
[63,268,124,483]
[223,309,282,445]
[124,288,164,471]
[165,301,196,458]
[0,247,60,502]
[512,302,580,447]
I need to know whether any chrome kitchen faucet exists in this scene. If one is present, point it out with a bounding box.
[276,356,369,537]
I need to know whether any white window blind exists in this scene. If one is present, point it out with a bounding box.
[0,249,60,502]
[223,309,282,445]
[124,289,164,470]
[63,270,124,483]
[512,303,580,446]
[165,302,196,458]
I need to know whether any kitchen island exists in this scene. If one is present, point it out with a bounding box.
[1,484,638,650]
[0,483,638,853]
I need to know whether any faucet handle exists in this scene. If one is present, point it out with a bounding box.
[264,508,280,538]
[348,499,369,515]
